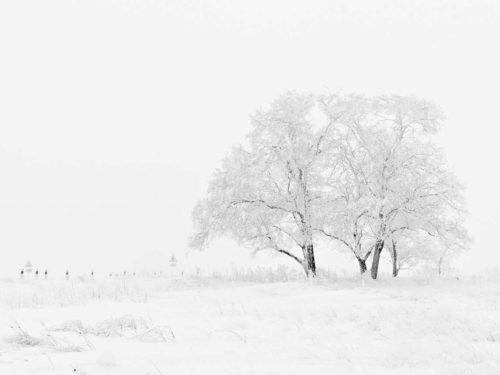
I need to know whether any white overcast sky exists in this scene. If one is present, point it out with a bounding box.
[0,0,499,276]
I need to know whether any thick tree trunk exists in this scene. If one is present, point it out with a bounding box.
[370,240,384,280]
[301,244,316,277]
[356,257,367,274]
[305,244,316,277]
[391,240,399,277]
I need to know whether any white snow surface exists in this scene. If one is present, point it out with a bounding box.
[1,276,500,374]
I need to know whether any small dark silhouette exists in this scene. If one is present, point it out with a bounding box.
[123,270,127,276]
[91,270,94,277]
[44,269,48,279]
[20,269,24,279]
[65,270,69,280]
[35,269,39,279]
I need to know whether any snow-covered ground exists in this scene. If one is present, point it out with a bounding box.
[1,275,500,374]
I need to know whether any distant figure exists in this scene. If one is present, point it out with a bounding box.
[133,272,136,277]
[35,269,39,279]
[153,271,157,277]
[44,269,48,279]
[123,270,127,276]
[91,270,94,277]
[20,269,24,280]
[109,273,112,277]
[65,270,69,280]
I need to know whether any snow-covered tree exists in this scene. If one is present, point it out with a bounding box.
[321,94,469,279]
[190,92,339,277]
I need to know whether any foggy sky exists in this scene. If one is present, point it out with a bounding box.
[1,0,499,276]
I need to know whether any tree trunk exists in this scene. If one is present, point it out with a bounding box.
[306,244,316,277]
[391,240,399,277]
[438,256,443,276]
[356,257,367,274]
[370,240,384,280]
[302,244,316,277]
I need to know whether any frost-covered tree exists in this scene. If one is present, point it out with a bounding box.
[190,92,338,277]
[321,94,468,279]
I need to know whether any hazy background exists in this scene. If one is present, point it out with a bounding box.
[0,0,499,277]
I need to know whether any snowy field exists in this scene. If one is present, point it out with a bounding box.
[1,275,500,375]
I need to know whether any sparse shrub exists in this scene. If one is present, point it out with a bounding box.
[0,278,149,309]
[91,315,149,337]
[6,332,41,347]
[6,321,85,352]
[53,319,85,333]
[54,315,169,342]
